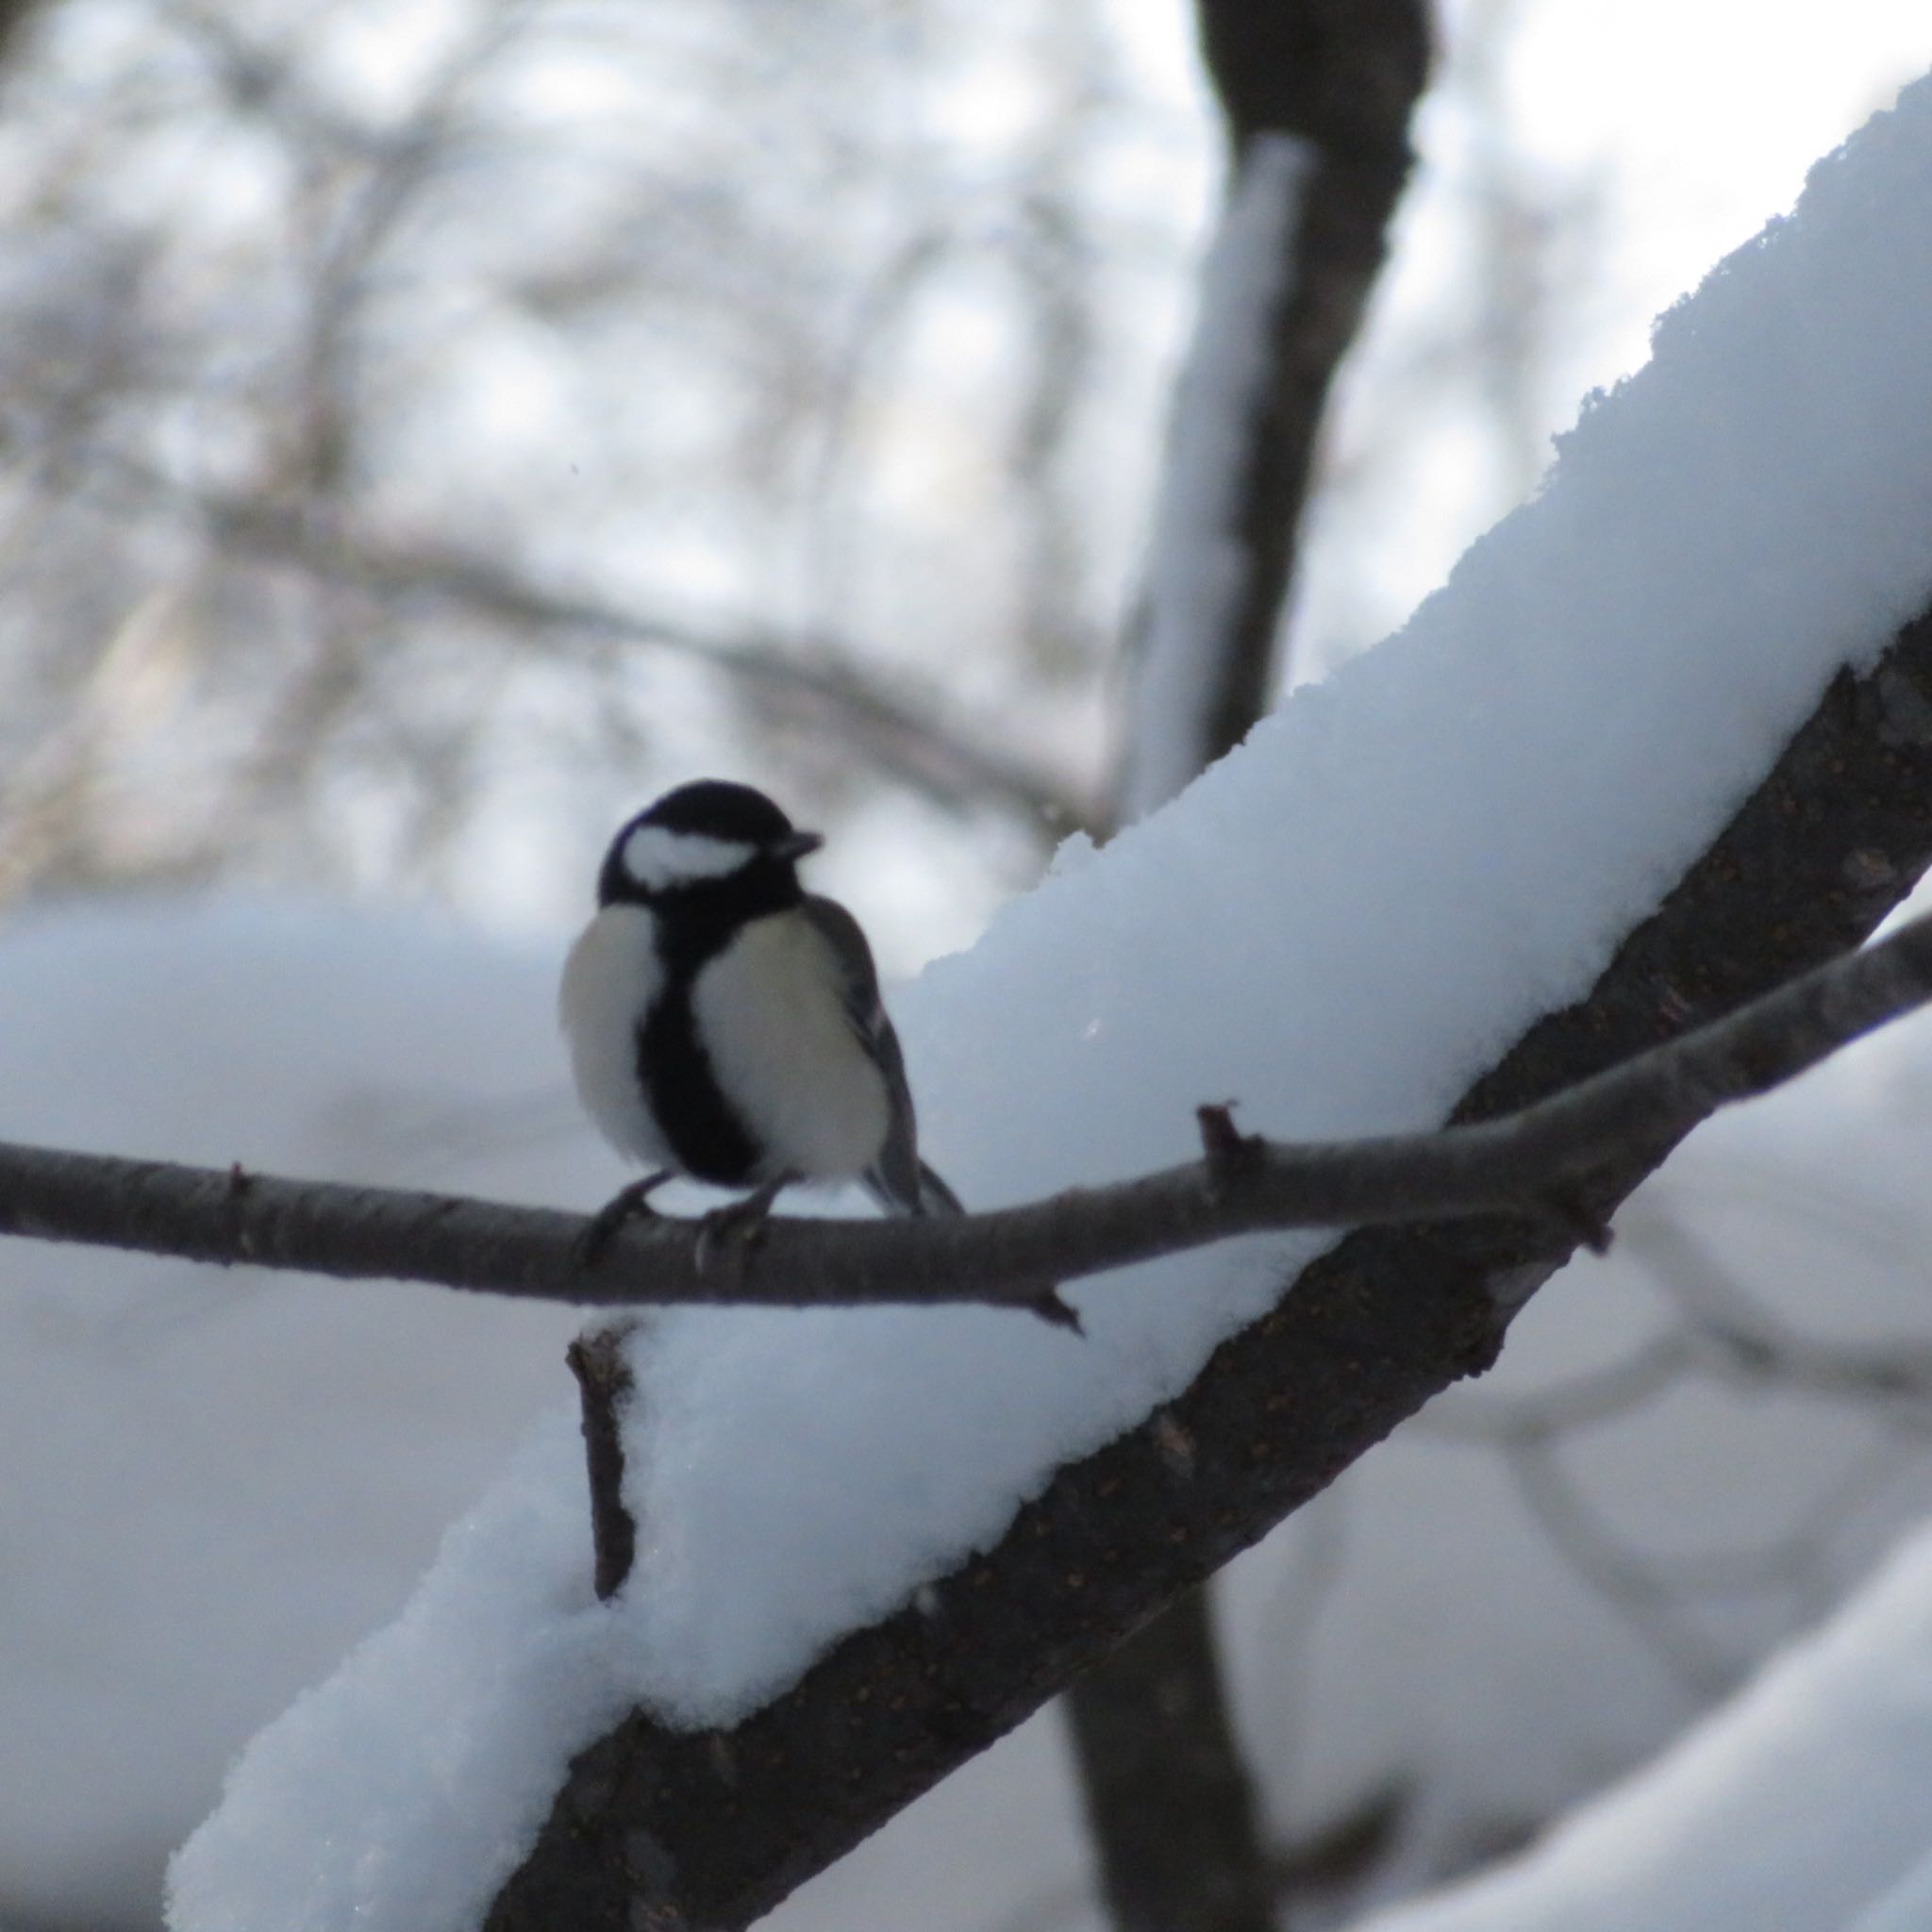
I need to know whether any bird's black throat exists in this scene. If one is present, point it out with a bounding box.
[633,866,805,1188]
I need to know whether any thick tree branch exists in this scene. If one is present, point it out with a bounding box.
[5,904,1932,1307]
[476,602,1932,1931]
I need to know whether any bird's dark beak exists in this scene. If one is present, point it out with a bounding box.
[775,829,824,861]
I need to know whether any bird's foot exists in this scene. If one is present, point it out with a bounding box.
[574,1171,675,1270]
[694,1174,792,1286]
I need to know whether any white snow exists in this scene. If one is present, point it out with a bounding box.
[1120,130,1314,822]
[1352,1520,1932,1932]
[161,72,1932,1932]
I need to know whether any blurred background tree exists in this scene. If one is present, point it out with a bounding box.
[0,0,1636,958]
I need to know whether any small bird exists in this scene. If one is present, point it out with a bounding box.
[561,778,962,1256]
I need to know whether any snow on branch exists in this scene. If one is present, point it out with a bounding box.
[5,908,1932,1313]
[1115,0,1430,823]
[1121,133,1314,821]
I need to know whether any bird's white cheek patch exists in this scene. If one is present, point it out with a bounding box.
[622,824,755,891]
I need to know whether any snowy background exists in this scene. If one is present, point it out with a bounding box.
[5,2,1932,1930]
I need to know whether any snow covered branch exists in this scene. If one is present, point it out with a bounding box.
[1115,0,1430,820]
[477,580,1932,1930]
[4,905,1932,1314]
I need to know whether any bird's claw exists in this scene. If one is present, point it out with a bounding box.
[573,1172,673,1270]
[692,1176,791,1286]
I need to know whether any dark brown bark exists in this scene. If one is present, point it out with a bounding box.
[1117,0,1432,818]
[568,1322,642,1602]
[1065,1590,1276,1932]
[480,603,1932,1931]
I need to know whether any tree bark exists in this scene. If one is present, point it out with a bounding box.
[1066,1590,1277,1932]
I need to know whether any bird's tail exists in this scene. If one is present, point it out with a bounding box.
[911,1158,963,1217]
[865,1158,964,1219]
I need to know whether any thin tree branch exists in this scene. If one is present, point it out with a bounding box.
[6,903,1932,1307]
[189,486,1090,836]
[1092,7,1432,1907]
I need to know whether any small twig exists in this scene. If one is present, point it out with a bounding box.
[1536,1185,1615,1255]
[1029,1287,1085,1334]
[565,1320,641,1601]
[1196,1102,1265,1180]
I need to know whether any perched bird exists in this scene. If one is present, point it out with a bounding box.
[561,778,962,1254]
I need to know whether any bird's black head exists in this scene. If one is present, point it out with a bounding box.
[597,779,824,915]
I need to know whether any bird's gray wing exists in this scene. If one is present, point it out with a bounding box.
[800,894,960,1217]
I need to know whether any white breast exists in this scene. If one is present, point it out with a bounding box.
[691,912,890,1184]
[558,905,673,1166]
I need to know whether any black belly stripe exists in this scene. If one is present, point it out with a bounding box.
[638,979,761,1186]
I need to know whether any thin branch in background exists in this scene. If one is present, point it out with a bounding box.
[179,481,1090,836]
[1420,1329,1701,1445]
[1082,6,1430,1919]
[1116,129,1314,822]
[1503,1436,1740,1698]
[1505,1424,1923,1701]
[1422,1195,1932,1707]
[1628,1212,1932,1413]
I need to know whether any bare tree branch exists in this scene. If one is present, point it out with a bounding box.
[7,899,1932,1308]
[180,484,1091,836]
